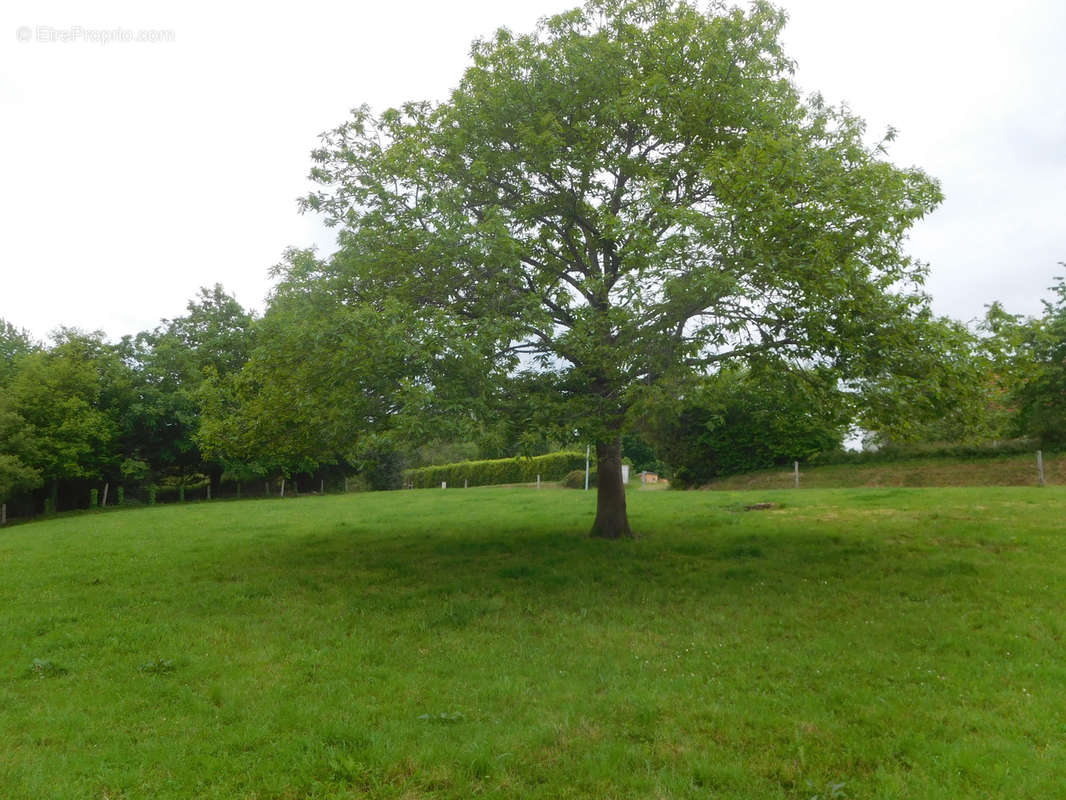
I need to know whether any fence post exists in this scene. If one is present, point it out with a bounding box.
[537,474,541,490]
[179,486,185,503]
[206,484,211,501]
[1038,450,1046,486]
[280,478,285,498]
[1,504,6,526]
[321,479,325,494]
[794,461,800,489]
[101,482,109,507]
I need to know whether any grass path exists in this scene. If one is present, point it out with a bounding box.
[2,487,1065,798]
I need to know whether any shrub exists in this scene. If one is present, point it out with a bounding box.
[561,469,596,489]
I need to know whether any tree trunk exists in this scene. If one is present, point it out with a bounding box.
[208,464,223,499]
[45,480,59,515]
[589,438,632,538]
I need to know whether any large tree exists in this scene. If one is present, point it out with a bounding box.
[0,318,37,387]
[851,312,1008,446]
[302,0,941,537]
[127,285,257,491]
[0,330,121,507]
[991,268,1066,446]
[197,249,499,487]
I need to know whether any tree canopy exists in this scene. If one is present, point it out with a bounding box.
[299,0,941,536]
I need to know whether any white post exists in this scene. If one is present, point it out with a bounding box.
[1038,450,1045,486]
[101,482,109,507]
[641,472,646,489]
[794,461,800,489]
[442,481,447,489]
[280,478,285,498]
[537,474,541,489]
[585,445,591,491]
[464,479,468,489]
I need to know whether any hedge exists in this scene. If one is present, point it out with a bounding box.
[403,451,587,488]
[815,438,1042,466]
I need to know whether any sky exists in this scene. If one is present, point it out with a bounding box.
[2,0,1064,343]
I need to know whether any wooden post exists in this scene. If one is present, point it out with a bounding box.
[1038,450,1046,486]
[794,461,800,489]
[537,474,541,490]
[101,482,109,507]
[206,484,211,501]
[585,444,590,491]
[464,479,468,489]
[280,478,286,498]
[265,481,269,497]
[321,479,325,494]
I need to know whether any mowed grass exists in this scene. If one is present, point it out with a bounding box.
[2,487,1065,799]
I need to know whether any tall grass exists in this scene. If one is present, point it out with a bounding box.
[705,450,1064,490]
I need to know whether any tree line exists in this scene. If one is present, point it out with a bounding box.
[3,1,1064,532]
[2,269,1063,516]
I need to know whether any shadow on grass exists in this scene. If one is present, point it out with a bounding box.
[209,517,935,622]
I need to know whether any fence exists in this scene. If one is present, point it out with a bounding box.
[0,474,358,526]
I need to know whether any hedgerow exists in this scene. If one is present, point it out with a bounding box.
[403,451,586,488]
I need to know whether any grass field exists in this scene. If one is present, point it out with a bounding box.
[2,486,1065,799]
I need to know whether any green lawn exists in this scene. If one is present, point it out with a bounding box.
[2,487,1065,799]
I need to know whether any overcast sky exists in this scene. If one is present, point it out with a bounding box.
[2,0,1064,342]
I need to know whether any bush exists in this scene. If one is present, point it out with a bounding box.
[561,469,596,489]
[403,451,586,489]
